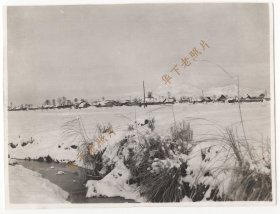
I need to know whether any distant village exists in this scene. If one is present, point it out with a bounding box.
[8,91,270,111]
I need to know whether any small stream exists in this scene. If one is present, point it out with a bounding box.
[16,160,135,203]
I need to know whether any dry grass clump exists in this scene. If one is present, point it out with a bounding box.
[227,170,272,201]
[147,118,155,131]
[122,121,194,202]
[183,182,219,201]
[96,123,113,134]
[77,142,105,173]
[222,128,272,201]
[126,135,187,202]
[171,121,193,143]
[170,121,194,155]
[62,118,110,174]
[139,164,187,202]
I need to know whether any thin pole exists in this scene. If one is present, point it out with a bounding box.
[171,105,177,127]
[143,81,146,108]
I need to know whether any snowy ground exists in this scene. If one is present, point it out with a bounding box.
[8,102,271,162]
[7,102,272,202]
[9,164,69,204]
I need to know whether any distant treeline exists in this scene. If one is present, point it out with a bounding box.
[8,93,270,112]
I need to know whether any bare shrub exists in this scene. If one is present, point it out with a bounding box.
[127,124,134,131]
[147,118,155,131]
[170,121,193,143]
[170,121,193,154]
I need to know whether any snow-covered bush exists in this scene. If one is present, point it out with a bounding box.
[64,117,272,202]
[137,155,188,202]
[120,122,194,202]
[181,127,272,202]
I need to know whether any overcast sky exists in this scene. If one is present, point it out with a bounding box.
[7,4,270,105]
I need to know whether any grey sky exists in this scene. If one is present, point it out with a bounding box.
[7,4,270,105]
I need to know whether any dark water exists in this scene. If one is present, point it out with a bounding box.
[17,160,135,203]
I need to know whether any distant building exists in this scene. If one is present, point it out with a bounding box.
[217,95,227,103]
[78,101,90,108]
[42,104,55,109]
[204,97,212,103]
[242,94,263,102]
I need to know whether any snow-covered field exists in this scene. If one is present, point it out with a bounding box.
[9,164,69,204]
[8,102,271,161]
[7,102,272,202]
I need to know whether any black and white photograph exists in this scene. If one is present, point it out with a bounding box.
[4,2,275,206]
